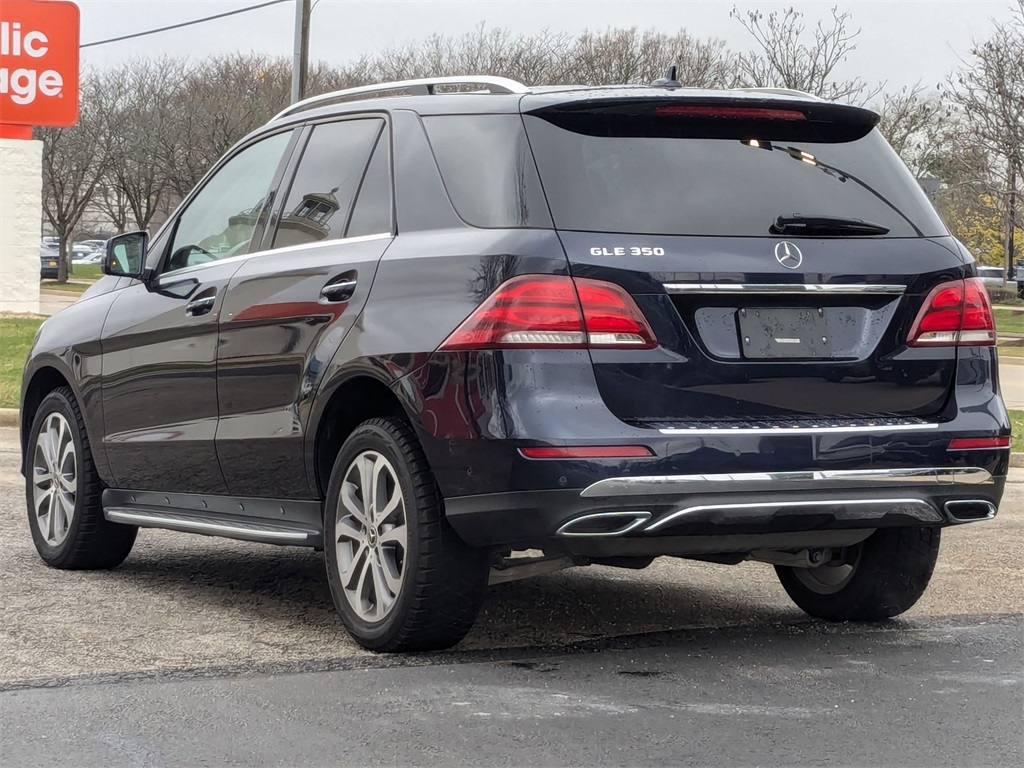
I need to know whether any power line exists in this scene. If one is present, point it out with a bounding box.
[80,0,292,49]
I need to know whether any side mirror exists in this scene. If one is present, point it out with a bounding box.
[104,231,149,279]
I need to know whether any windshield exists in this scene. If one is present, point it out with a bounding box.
[522,114,947,238]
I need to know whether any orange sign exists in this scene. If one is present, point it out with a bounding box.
[0,0,79,127]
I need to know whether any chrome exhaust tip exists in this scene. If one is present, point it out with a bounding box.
[556,511,651,537]
[943,499,997,524]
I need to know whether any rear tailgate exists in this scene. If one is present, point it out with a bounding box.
[556,232,965,423]
[521,93,966,425]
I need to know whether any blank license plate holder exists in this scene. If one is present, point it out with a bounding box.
[738,308,831,359]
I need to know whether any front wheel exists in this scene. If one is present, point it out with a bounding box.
[324,417,490,652]
[25,387,137,569]
[776,526,940,621]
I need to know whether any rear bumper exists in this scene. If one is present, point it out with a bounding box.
[443,467,1005,552]
[398,347,1010,551]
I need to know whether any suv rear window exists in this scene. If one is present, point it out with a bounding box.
[523,111,946,238]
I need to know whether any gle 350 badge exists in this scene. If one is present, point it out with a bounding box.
[590,246,666,257]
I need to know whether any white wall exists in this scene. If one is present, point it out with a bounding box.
[0,138,43,315]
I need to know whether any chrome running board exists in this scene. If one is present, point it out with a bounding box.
[102,489,323,547]
[105,507,319,546]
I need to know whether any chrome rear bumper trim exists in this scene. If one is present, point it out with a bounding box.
[645,497,942,532]
[580,467,993,498]
[658,423,939,436]
[663,283,906,295]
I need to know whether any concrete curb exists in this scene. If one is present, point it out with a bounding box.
[1012,453,1024,468]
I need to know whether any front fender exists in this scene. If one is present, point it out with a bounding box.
[19,292,118,482]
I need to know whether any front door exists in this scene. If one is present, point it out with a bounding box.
[100,129,296,493]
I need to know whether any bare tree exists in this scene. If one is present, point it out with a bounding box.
[154,54,353,199]
[874,84,947,174]
[94,186,132,233]
[946,0,1024,271]
[570,28,738,87]
[39,71,123,282]
[731,5,881,104]
[366,25,570,85]
[101,58,191,232]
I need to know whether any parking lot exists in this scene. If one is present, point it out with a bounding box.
[1,425,1021,689]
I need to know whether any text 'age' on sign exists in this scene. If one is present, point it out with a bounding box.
[0,0,79,128]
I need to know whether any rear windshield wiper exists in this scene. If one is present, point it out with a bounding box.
[770,214,891,236]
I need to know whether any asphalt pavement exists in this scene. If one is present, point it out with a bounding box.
[1,615,1020,767]
[1,426,1022,766]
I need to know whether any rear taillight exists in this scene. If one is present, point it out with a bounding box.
[907,278,996,347]
[440,275,657,351]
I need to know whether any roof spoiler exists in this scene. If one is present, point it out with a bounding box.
[525,96,880,143]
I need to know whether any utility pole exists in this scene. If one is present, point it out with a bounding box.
[290,0,311,104]
[1006,163,1017,274]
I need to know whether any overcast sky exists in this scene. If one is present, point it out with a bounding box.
[77,0,1017,91]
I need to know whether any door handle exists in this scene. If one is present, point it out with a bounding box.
[320,279,357,302]
[185,295,217,316]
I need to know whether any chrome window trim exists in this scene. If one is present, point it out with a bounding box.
[658,422,939,436]
[156,232,392,284]
[580,467,993,498]
[663,283,907,295]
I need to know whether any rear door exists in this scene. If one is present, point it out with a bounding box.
[215,116,394,498]
[520,97,966,425]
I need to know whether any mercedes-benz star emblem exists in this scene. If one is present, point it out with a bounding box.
[774,241,803,270]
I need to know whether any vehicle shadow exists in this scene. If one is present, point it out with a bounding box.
[110,536,800,652]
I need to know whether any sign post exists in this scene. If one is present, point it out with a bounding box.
[0,0,79,313]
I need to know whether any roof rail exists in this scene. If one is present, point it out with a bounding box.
[271,75,531,122]
[734,86,823,101]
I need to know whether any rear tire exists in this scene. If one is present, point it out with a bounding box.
[324,417,490,652]
[25,387,137,569]
[776,526,940,621]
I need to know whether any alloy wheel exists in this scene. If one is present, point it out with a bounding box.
[335,450,408,622]
[32,412,77,547]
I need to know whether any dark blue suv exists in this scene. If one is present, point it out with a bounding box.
[20,76,1010,652]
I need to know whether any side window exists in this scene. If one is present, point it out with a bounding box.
[422,115,552,229]
[166,131,293,273]
[273,118,384,249]
[346,130,393,238]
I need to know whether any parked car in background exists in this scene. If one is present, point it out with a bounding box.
[39,246,59,279]
[41,236,59,249]
[71,250,105,266]
[977,265,1007,290]
[1010,262,1024,298]
[19,75,1011,653]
